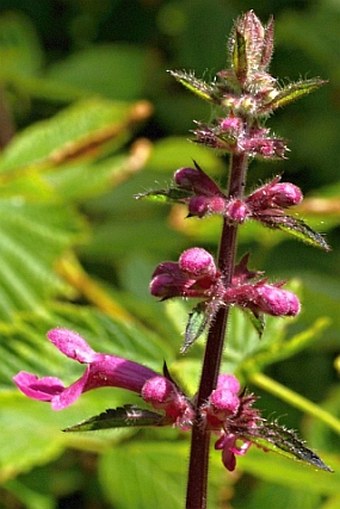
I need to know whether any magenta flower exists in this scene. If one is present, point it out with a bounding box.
[13,328,158,411]
[201,373,260,472]
[13,328,194,427]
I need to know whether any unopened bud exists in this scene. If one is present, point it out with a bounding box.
[210,388,240,415]
[141,376,175,407]
[268,182,303,207]
[225,199,249,223]
[247,178,302,211]
[189,195,226,217]
[217,374,241,394]
[179,248,217,278]
[174,166,220,196]
[220,116,243,133]
[254,284,300,316]
[150,262,188,298]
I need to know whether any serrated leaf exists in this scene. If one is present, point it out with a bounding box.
[245,421,333,472]
[256,213,330,251]
[0,98,151,172]
[169,70,217,102]
[260,78,327,112]
[63,405,166,432]
[0,199,84,320]
[181,302,210,353]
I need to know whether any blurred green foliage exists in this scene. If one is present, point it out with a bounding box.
[0,1,339,508]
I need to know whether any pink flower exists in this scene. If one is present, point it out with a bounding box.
[141,376,195,430]
[13,328,195,427]
[150,248,221,300]
[202,374,260,472]
[13,328,157,411]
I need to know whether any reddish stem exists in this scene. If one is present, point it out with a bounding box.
[185,153,248,509]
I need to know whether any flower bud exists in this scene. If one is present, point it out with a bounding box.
[150,260,192,299]
[174,166,220,196]
[209,388,240,415]
[254,284,300,316]
[188,195,226,217]
[267,182,303,207]
[220,116,243,134]
[217,374,241,394]
[141,376,175,407]
[225,199,249,223]
[179,248,217,278]
[149,273,180,298]
[247,178,303,211]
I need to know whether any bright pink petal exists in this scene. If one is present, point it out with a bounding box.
[47,328,97,363]
[13,371,65,401]
[50,368,90,410]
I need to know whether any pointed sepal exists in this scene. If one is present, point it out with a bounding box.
[260,78,327,113]
[257,213,330,251]
[232,29,248,84]
[168,70,217,103]
[246,420,333,472]
[63,405,167,432]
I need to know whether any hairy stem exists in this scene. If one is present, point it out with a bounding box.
[186,153,248,509]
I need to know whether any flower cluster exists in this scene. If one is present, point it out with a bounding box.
[174,164,302,223]
[202,374,260,471]
[13,328,260,471]
[150,247,300,318]
[193,119,287,159]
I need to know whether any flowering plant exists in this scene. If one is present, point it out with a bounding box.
[11,9,337,509]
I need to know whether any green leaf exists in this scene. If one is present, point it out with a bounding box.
[0,389,135,482]
[260,79,327,113]
[0,98,151,172]
[0,12,43,77]
[257,214,330,251]
[246,309,265,337]
[182,302,210,353]
[246,421,332,472]
[45,148,149,203]
[4,479,55,509]
[46,44,150,100]
[99,442,186,509]
[135,186,191,204]
[241,482,322,509]
[63,405,165,432]
[0,200,84,320]
[145,136,225,175]
[99,440,226,509]
[239,447,340,495]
